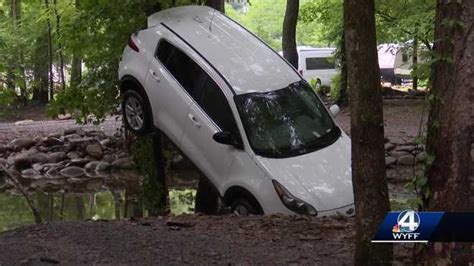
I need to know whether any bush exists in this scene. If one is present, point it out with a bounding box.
[330,72,341,101]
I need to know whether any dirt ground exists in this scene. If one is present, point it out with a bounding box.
[0,98,427,264]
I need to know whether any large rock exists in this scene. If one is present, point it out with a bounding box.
[86,143,103,159]
[390,150,411,158]
[43,137,64,147]
[0,158,8,168]
[102,154,114,163]
[63,127,79,135]
[397,155,415,165]
[384,142,396,151]
[68,158,91,167]
[21,168,41,179]
[13,154,32,170]
[29,152,49,164]
[48,152,67,163]
[95,161,111,171]
[416,151,428,163]
[395,145,417,153]
[85,161,101,171]
[385,156,397,167]
[112,157,133,170]
[60,166,85,178]
[9,138,36,149]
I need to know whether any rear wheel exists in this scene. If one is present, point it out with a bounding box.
[230,198,261,216]
[122,90,152,134]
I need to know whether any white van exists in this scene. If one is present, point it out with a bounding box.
[297,47,337,87]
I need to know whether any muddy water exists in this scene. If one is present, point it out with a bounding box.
[0,168,198,232]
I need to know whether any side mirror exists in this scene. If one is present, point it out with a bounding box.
[329,104,340,117]
[213,132,243,149]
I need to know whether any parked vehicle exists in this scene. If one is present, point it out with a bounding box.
[118,6,354,216]
[378,43,426,85]
[296,46,337,87]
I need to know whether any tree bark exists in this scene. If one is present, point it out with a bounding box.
[53,0,66,91]
[282,0,299,68]
[205,0,225,13]
[344,0,392,264]
[420,0,474,264]
[45,0,54,101]
[32,32,49,103]
[195,175,219,214]
[412,36,418,91]
[70,54,82,88]
[336,30,348,106]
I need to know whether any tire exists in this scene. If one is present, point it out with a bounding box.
[230,198,261,216]
[122,90,152,135]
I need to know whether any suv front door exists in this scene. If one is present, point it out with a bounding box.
[181,75,243,193]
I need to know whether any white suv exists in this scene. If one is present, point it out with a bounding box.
[118,6,354,216]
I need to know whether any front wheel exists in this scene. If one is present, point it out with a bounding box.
[230,198,261,216]
[122,90,152,134]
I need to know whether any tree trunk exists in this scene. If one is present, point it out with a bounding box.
[344,0,392,264]
[205,0,225,13]
[420,0,474,264]
[32,32,49,103]
[70,54,82,88]
[45,0,54,101]
[195,175,219,214]
[282,0,299,68]
[412,36,418,91]
[132,131,169,217]
[144,0,162,17]
[336,30,348,106]
[53,0,66,91]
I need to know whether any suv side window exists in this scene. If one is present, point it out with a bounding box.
[156,39,239,135]
[156,40,206,98]
[198,78,239,134]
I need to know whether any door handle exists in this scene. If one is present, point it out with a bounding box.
[149,69,160,82]
[188,114,201,128]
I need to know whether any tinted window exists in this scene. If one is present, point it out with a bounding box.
[305,57,335,70]
[156,39,239,135]
[198,78,238,134]
[156,40,206,98]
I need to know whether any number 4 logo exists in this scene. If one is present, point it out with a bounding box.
[397,210,420,232]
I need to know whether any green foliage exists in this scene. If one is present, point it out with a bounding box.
[329,72,341,101]
[130,134,168,215]
[227,0,326,51]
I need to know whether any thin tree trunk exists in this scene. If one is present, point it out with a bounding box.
[53,0,65,91]
[420,0,474,264]
[336,31,348,106]
[282,0,299,68]
[205,0,225,13]
[344,0,392,264]
[70,54,82,88]
[45,0,54,101]
[32,32,49,103]
[412,36,418,91]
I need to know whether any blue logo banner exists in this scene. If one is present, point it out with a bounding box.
[372,210,444,243]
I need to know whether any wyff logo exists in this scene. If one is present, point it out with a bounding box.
[391,210,421,240]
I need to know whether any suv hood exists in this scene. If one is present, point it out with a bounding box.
[256,133,353,212]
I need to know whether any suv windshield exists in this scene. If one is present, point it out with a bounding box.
[234,81,341,158]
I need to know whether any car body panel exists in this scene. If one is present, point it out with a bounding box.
[149,6,300,95]
[256,133,354,212]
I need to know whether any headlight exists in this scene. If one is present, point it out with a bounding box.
[272,180,317,216]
